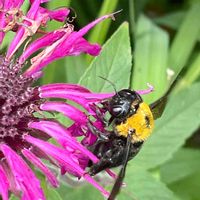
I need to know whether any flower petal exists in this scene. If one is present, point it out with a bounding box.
[24,26,73,76]
[26,36,100,76]
[24,135,109,197]
[40,7,70,22]
[66,37,101,56]
[22,149,59,187]
[29,120,98,163]
[0,0,24,44]
[40,83,91,93]
[0,165,9,200]
[0,161,19,197]
[4,0,24,8]
[0,144,45,200]
[19,30,66,64]
[6,0,41,59]
[24,12,117,76]
[136,83,154,95]
[40,101,87,124]
[39,85,113,110]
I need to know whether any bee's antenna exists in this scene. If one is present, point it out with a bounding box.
[66,7,77,23]
[98,76,118,95]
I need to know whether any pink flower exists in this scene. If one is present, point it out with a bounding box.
[0,0,125,199]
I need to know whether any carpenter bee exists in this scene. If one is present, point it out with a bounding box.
[87,78,176,200]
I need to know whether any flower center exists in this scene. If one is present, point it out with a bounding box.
[0,56,42,154]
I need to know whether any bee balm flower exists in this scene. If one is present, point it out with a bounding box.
[0,0,120,199]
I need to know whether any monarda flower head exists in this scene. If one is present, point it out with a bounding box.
[0,1,154,199]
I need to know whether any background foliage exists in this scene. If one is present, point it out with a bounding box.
[13,0,200,199]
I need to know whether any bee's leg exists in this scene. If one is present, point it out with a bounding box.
[95,105,109,126]
[89,102,109,126]
[87,120,109,143]
[89,142,125,175]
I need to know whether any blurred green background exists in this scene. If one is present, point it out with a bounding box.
[11,0,200,200]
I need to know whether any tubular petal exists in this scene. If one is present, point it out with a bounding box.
[136,83,154,95]
[4,0,24,8]
[40,83,91,93]
[39,88,113,104]
[22,149,59,187]
[40,7,70,22]
[29,120,98,163]
[24,13,117,76]
[6,0,41,59]
[65,13,117,44]
[0,16,6,44]
[0,0,24,44]
[24,135,109,197]
[0,144,45,200]
[24,28,73,76]
[40,101,87,124]
[0,166,9,200]
[0,161,19,197]
[24,36,100,76]
[66,37,101,56]
[39,87,113,100]
[19,30,66,64]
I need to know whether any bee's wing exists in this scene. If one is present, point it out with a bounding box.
[150,78,178,119]
[150,95,168,119]
[107,134,132,200]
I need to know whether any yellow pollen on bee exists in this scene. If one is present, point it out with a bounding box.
[115,102,154,142]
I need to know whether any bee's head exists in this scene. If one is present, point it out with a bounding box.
[108,89,143,119]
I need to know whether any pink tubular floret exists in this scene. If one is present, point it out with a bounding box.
[28,120,99,163]
[136,83,154,95]
[40,101,87,124]
[22,149,59,188]
[24,135,110,198]
[0,144,45,200]
[23,12,119,77]
[0,166,9,200]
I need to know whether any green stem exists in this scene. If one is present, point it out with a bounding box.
[176,53,200,91]
[86,0,119,63]
[129,0,136,87]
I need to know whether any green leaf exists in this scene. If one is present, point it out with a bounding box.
[131,15,169,103]
[41,54,86,85]
[153,11,185,30]
[118,169,177,200]
[132,82,200,169]
[160,148,200,184]
[175,53,200,90]
[79,22,132,92]
[56,183,102,200]
[64,55,87,83]
[41,55,86,85]
[10,182,63,200]
[46,188,63,200]
[41,59,67,84]
[47,1,71,9]
[10,195,19,200]
[169,171,200,200]
[168,3,200,82]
